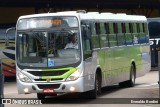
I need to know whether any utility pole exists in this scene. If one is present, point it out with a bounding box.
[0,59,4,107]
[158,51,160,98]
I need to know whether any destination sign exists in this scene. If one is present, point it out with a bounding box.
[17,16,78,30]
[36,19,62,25]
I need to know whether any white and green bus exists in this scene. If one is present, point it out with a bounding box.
[16,11,151,99]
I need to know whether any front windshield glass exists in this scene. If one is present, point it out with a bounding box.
[16,16,81,68]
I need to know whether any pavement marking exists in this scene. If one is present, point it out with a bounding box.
[131,83,159,89]
[4,92,18,95]
[135,83,158,87]
[131,87,159,90]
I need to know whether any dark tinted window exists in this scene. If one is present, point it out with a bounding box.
[148,22,160,38]
[95,23,100,34]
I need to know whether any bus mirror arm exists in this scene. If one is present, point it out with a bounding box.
[5,27,16,46]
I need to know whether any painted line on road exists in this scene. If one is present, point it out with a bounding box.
[135,83,158,87]
[131,83,159,89]
[4,92,18,95]
[131,87,159,90]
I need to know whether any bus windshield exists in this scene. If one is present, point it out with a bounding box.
[16,17,81,68]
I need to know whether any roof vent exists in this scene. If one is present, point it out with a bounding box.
[87,12,99,14]
[77,10,86,13]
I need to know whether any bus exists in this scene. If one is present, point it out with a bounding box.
[16,11,151,99]
[0,26,16,77]
[148,18,160,67]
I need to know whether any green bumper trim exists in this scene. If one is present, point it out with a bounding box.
[41,67,77,79]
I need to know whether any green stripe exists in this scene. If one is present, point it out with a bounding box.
[41,67,77,79]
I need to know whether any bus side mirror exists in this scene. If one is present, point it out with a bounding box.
[5,27,16,46]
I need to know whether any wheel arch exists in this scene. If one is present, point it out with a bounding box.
[95,67,102,85]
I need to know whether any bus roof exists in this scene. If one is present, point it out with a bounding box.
[18,10,147,22]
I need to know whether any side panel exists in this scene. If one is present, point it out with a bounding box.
[100,45,145,87]
[137,44,151,77]
[0,28,16,77]
[102,48,114,87]
[83,51,99,92]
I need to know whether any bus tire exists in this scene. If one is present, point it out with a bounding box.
[127,64,136,87]
[87,73,101,99]
[37,93,45,99]
[119,64,136,87]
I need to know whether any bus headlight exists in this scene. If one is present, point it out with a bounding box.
[66,70,82,81]
[18,72,32,82]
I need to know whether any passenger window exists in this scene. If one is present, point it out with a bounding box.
[117,23,122,33]
[117,23,125,46]
[139,23,143,33]
[113,23,118,33]
[81,24,92,59]
[129,23,133,33]
[136,23,140,33]
[95,23,100,34]
[109,23,117,47]
[104,23,110,34]
[109,23,114,34]
[100,23,105,34]
[138,23,146,44]
[125,23,133,45]
[100,23,109,47]
[91,23,100,48]
[144,23,149,43]
[122,23,126,33]
[132,23,137,33]
[142,23,145,32]
[125,23,130,33]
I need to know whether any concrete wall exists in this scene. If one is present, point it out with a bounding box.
[0,7,34,24]
[0,7,159,24]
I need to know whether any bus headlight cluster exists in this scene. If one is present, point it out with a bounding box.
[18,72,32,82]
[66,70,82,81]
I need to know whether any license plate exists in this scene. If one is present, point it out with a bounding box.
[43,88,54,93]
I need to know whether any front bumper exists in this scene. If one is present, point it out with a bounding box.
[17,77,84,94]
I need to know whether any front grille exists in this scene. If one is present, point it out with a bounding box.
[28,70,68,76]
[34,78,64,81]
[37,84,61,89]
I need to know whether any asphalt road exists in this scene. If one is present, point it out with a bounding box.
[3,70,160,107]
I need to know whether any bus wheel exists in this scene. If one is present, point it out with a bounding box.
[87,73,101,99]
[119,64,135,87]
[37,93,45,99]
[127,64,136,87]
